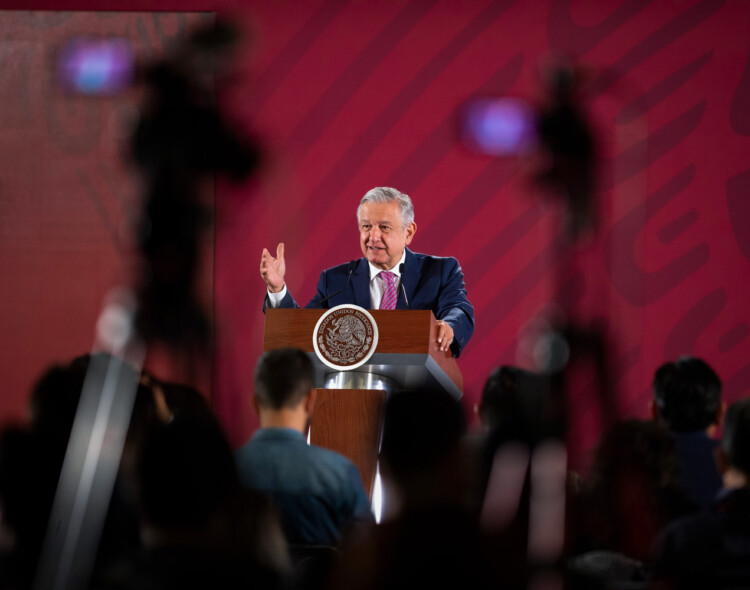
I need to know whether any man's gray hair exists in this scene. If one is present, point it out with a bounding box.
[357,187,415,227]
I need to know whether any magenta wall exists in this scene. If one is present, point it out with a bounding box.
[1,1,749,473]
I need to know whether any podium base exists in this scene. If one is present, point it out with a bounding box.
[322,371,396,391]
[309,385,387,498]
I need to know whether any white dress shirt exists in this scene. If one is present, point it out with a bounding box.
[368,250,405,310]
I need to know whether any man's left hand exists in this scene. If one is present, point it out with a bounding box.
[435,321,454,353]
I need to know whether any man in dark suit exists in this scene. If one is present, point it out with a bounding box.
[260,187,474,357]
[649,357,725,511]
[652,397,750,589]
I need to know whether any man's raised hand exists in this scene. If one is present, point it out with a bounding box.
[260,242,286,293]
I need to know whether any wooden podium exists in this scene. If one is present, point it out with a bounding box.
[263,308,463,496]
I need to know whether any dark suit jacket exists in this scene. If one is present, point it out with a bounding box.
[653,487,750,589]
[671,431,723,511]
[264,248,475,357]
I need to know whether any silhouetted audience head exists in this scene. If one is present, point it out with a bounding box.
[582,419,692,561]
[1,353,159,587]
[477,365,558,448]
[330,388,495,590]
[254,348,313,410]
[137,417,239,532]
[124,417,287,590]
[653,356,722,432]
[721,396,750,477]
[35,352,214,440]
[474,367,571,587]
[380,387,465,487]
[28,358,89,440]
[140,370,214,424]
[30,351,151,434]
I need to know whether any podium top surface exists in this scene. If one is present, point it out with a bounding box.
[263,309,463,399]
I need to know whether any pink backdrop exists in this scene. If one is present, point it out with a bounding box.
[1,1,749,473]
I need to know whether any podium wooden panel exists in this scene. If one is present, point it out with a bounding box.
[309,388,386,497]
[263,309,463,496]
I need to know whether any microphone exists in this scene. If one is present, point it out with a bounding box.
[317,260,358,307]
[398,263,409,309]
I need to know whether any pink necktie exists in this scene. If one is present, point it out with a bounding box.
[379,271,398,310]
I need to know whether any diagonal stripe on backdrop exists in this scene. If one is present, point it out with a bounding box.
[730,45,750,135]
[589,0,725,100]
[253,0,349,110]
[663,288,726,359]
[616,51,712,124]
[603,165,709,307]
[724,364,750,398]
[547,0,652,58]
[461,205,544,282]
[284,0,439,153]
[470,238,568,352]
[417,160,519,250]
[602,101,705,191]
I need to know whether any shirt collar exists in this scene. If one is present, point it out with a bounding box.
[368,250,406,282]
[252,427,306,442]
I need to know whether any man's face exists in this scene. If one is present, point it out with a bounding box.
[358,201,416,270]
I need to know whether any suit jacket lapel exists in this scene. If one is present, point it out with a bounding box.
[398,248,420,310]
[351,258,372,309]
